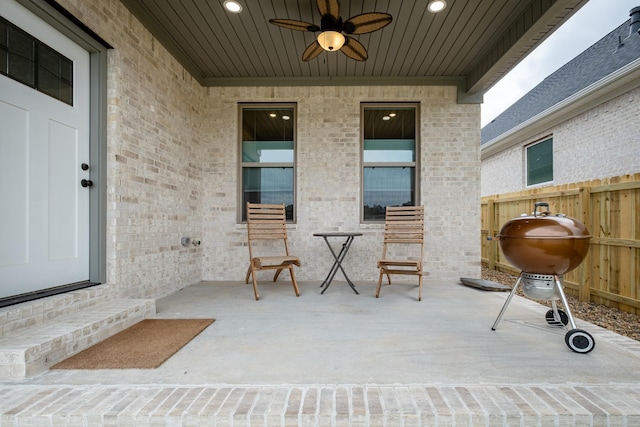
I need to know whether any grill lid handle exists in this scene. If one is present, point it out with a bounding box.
[534,202,550,217]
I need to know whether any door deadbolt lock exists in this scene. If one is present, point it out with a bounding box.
[81,179,93,187]
[81,163,89,171]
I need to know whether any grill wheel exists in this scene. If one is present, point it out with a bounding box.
[565,329,595,353]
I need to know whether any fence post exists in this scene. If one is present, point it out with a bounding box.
[488,199,495,270]
[578,187,591,302]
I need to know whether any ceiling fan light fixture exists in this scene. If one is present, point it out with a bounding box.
[317,31,345,51]
[223,1,242,13]
[427,0,447,13]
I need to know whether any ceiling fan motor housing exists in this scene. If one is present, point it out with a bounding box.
[321,14,342,32]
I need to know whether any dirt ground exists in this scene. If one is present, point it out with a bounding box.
[481,266,640,342]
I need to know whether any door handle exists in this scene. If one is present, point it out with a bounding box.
[81,179,93,187]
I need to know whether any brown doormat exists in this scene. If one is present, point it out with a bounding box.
[51,318,215,370]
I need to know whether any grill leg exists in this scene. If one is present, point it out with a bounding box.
[491,273,523,331]
[554,274,578,330]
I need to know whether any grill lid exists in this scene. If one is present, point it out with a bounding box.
[498,202,591,240]
[496,202,591,275]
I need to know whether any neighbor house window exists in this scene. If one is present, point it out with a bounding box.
[0,17,73,105]
[526,137,553,186]
[362,104,419,221]
[240,104,296,221]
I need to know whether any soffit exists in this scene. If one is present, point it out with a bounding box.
[119,0,587,98]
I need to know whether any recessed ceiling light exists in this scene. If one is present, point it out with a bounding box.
[382,115,391,121]
[224,1,242,13]
[282,115,290,120]
[269,113,277,118]
[389,113,397,117]
[427,0,447,13]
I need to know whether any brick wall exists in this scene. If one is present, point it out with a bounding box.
[55,0,481,301]
[481,86,640,196]
[55,0,207,299]
[202,86,481,283]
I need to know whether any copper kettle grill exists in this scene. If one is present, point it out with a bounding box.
[490,202,595,353]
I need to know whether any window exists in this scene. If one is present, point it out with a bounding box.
[362,104,419,221]
[526,137,553,186]
[240,104,296,221]
[0,17,73,105]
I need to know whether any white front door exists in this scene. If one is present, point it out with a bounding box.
[0,0,91,298]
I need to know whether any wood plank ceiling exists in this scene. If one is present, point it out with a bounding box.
[120,0,588,99]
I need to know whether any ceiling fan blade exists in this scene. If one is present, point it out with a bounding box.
[269,19,320,32]
[343,13,392,35]
[341,36,368,61]
[317,0,340,20]
[302,41,324,61]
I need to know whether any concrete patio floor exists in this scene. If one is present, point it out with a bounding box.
[1,278,640,425]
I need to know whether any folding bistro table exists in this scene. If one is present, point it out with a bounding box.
[313,232,362,294]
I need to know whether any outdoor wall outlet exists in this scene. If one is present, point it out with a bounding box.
[181,237,191,246]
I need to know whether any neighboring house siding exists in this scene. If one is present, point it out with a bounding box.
[481,145,524,195]
[481,86,640,196]
[553,87,640,184]
[51,0,480,301]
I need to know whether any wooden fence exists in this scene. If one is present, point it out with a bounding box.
[481,173,640,315]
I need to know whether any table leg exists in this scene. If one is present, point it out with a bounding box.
[320,236,359,295]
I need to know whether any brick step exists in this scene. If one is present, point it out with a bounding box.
[0,298,156,379]
[0,285,116,338]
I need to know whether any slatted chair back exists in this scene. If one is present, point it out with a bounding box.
[245,203,300,300]
[376,205,425,301]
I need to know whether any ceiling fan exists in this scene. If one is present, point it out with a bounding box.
[269,0,392,62]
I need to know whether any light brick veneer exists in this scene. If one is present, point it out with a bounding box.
[53,0,481,301]
[202,86,481,283]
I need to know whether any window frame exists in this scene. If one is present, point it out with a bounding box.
[525,136,554,187]
[360,102,420,223]
[237,103,297,223]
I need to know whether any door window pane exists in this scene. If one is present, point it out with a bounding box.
[0,17,73,105]
[38,44,73,105]
[7,24,35,87]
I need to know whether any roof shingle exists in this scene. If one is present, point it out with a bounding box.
[481,17,640,144]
